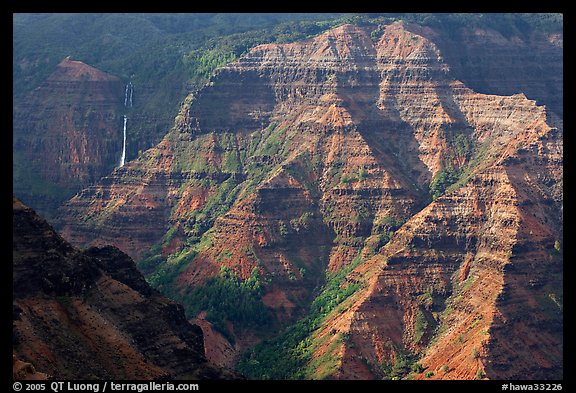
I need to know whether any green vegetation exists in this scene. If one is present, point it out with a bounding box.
[412,363,424,374]
[429,164,460,200]
[292,212,314,232]
[535,291,563,321]
[279,220,289,237]
[237,256,365,379]
[362,233,392,259]
[414,309,429,343]
[341,174,352,184]
[361,214,407,258]
[137,254,165,275]
[256,126,289,157]
[417,291,434,308]
[12,12,564,379]
[56,295,71,307]
[14,14,349,195]
[182,266,271,344]
[305,333,346,379]
[240,124,296,198]
[471,347,480,360]
[373,215,405,233]
[340,167,370,185]
[13,152,79,220]
[393,13,562,37]
[184,49,236,81]
[182,176,243,241]
[13,13,350,100]
[381,350,418,380]
[453,133,472,161]
[147,248,198,293]
[475,368,485,379]
[141,123,306,303]
[427,129,476,200]
[138,224,186,275]
[283,152,323,198]
[551,239,562,258]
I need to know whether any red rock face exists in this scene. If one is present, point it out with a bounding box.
[56,22,562,379]
[13,58,124,217]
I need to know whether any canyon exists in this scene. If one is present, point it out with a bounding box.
[15,15,562,380]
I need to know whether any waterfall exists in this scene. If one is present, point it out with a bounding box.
[119,82,133,167]
[120,115,127,167]
[128,82,133,107]
[124,84,129,106]
[124,82,133,107]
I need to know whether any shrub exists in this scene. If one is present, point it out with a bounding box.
[381,350,417,380]
[475,368,484,379]
[429,164,459,200]
[411,363,424,373]
[471,347,480,359]
[279,220,289,236]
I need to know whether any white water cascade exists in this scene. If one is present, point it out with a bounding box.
[119,82,133,167]
[124,82,133,107]
[119,115,127,167]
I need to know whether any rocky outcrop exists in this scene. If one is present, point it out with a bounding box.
[13,58,124,218]
[318,152,562,380]
[12,355,49,380]
[56,21,562,379]
[13,197,236,380]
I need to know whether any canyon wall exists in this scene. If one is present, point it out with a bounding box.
[55,21,562,379]
[13,58,124,218]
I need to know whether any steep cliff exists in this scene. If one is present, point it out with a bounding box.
[312,130,562,380]
[234,22,562,380]
[56,21,562,379]
[13,58,125,219]
[13,197,236,380]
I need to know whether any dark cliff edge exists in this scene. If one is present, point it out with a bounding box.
[12,197,240,380]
